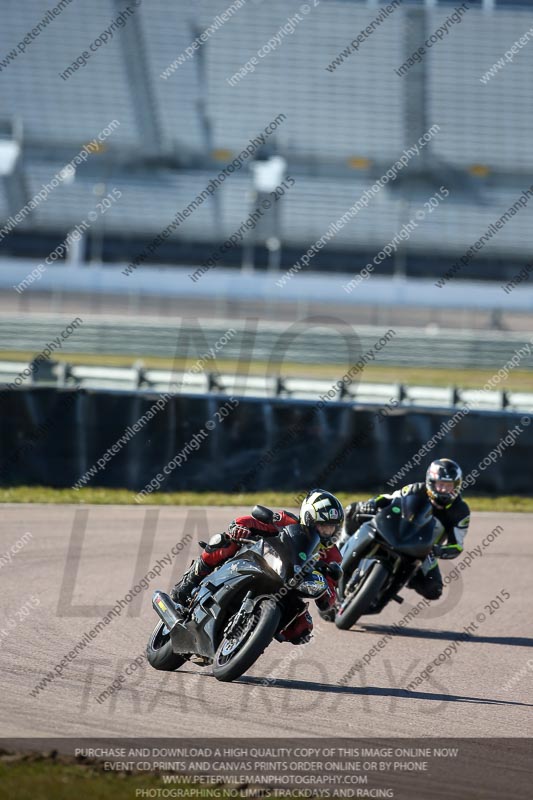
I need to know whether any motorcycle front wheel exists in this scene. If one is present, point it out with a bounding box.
[335,561,389,630]
[213,598,281,683]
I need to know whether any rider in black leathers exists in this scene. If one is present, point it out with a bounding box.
[343,459,470,600]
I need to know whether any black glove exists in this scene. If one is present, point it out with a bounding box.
[324,562,343,583]
[314,560,343,582]
[345,502,358,520]
[356,500,377,516]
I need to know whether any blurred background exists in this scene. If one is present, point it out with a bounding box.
[0,0,532,496]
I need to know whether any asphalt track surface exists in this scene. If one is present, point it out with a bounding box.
[1,505,532,740]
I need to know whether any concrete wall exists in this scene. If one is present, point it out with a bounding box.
[1,386,531,496]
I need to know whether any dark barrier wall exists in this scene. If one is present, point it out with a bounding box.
[0,387,532,495]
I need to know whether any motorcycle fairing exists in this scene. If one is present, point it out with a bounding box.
[169,546,285,659]
[373,494,439,558]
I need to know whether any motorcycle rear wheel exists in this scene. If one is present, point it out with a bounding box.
[213,598,281,683]
[335,562,389,630]
[146,620,189,671]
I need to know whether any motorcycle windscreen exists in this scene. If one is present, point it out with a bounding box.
[261,524,321,581]
[218,541,285,585]
[375,494,438,557]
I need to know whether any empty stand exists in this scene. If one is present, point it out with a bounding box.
[0,0,141,150]
[0,0,531,265]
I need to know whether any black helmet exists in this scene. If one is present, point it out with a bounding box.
[426,459,462,508]
[300,489,344,541]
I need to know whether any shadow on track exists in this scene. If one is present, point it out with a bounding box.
[351,625,533,648]
[237,675,533,708]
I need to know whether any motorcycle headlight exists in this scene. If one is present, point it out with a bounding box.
[263,550,283,576]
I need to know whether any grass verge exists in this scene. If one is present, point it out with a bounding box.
[0,486,531,512]
[0,758,274,800]
[0,760,162,800]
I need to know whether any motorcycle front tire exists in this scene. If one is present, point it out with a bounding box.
[335,561,389,630]
[213,598,281,683]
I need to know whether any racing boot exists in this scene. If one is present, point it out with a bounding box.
[170,557,211,605]
[316,589,337,623]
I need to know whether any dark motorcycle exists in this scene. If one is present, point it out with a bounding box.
[334,493,440,630]
[146,506,331,682]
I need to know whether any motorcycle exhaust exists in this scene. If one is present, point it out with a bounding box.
[152,591,182,632]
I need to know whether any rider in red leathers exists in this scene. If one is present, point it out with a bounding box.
[171,489,344,644]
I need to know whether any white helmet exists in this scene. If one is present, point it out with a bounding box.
[300,489,344,541]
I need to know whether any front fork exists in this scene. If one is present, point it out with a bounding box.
[223,591,281,640]
[345,545,381,592]
[223,591,255,638]
[340,522,379,597]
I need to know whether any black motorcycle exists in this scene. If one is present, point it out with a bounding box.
[146,506,331,682]
[334,493,440,630]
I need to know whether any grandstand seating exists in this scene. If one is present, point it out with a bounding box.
[198,0,406,164]
[139,1,205,156]
[428,8,533,172]
[17,161,532,258]
[22,163,214,241]
[1,0,141,150]
[0,0,531,262]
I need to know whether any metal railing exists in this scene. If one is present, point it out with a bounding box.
[2,359,532,413]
